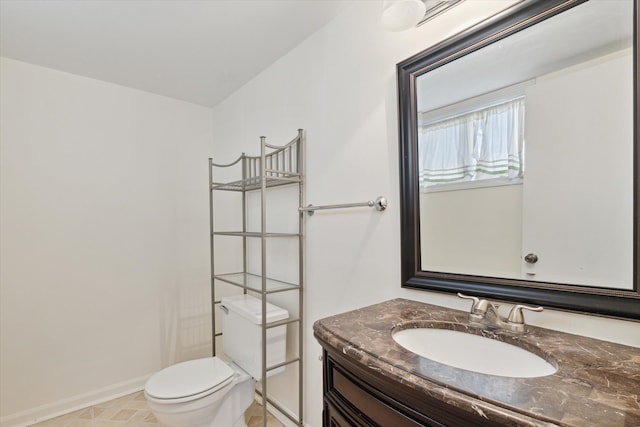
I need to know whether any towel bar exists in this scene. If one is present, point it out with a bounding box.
[300,196,387,216]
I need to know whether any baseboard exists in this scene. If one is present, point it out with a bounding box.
[0,375,151,427]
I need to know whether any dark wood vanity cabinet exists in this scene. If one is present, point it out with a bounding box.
[316,299,640,426]
[321,348,504,427]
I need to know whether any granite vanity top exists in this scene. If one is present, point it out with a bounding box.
[313,298,640,427]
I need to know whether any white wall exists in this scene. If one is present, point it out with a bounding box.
[209,2,640,427]
[0,58,214,425]
[420,185,523,278]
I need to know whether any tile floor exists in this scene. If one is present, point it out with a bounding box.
[28,391,284,427]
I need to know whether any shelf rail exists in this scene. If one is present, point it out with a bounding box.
[299,196,387,216]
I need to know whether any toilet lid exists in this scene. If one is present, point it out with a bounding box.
[145,357,234,400]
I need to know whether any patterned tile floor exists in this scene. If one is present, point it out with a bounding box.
[29,391,284,427]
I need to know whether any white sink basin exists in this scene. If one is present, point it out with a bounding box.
[392,328,556,378]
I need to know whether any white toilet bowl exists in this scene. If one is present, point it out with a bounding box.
[145,295,289,427]
[144,357,254,427]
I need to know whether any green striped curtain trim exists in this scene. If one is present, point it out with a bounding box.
[420,162,520,174]
[420,161,521,175]
[420,165,521,183]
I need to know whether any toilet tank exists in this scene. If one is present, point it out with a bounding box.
[220,294,289,379]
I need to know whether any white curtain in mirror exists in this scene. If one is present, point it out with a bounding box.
[418,98,525,191]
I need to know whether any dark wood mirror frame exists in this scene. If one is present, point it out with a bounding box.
[398,0,640,320]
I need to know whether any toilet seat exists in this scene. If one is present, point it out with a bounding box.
[145,357,234,403]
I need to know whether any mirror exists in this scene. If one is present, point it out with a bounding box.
[398,0,639,319]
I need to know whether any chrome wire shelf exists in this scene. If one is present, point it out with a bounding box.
[209,129,305,427]
[211,132,302,192]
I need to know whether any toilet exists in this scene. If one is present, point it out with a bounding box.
[144,295,289,427]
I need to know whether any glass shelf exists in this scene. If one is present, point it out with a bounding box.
[211,173,301,192]
[212,231,300,238]
[214,272,300,294]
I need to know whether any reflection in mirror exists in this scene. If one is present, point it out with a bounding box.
[398,0,639,319]
[417,0,633,289]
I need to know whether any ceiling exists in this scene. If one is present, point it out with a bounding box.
[0,0,355,107]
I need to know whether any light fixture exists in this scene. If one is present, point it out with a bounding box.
[381,0,427,32]
[417,0,465,26]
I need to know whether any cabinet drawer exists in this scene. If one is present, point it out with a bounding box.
[320,346,508,427]
[329,363,432,427]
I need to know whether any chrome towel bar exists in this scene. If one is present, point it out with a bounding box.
[300,196,387,216]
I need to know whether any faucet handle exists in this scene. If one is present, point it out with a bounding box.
[507,304,543,324]
[457,293,491,315]
[457,293,479,305]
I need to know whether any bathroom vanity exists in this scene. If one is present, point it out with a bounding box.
[313,299,640,427]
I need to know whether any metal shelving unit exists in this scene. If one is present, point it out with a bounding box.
[209,129,304,427]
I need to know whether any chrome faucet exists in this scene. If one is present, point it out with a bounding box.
[457,293,543,333]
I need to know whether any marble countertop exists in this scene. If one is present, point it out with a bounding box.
[313,298,640,427]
